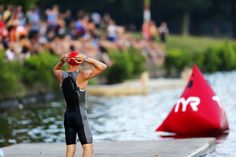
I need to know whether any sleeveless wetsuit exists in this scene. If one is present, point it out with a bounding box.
[61,71,93,145]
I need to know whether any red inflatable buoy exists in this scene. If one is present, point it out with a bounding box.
[156,65,229,135]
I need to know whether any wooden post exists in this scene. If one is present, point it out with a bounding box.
[144,0,151,22]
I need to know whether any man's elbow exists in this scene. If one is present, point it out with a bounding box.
[53,69,57,73]
[53,69,60,76]
[101,64,108,71]
[53,70,57,76]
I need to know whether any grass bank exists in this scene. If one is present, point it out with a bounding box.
[165,35,236,76]
[166,35,227,53]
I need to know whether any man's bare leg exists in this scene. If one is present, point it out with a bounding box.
[66,144,76,157]
[82,144,94,157]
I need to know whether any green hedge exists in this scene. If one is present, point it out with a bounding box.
[0,51,25,100]
[165,42,236,76]
[0,52,59,100]
[22,52,58,92]
[104,47,146,84]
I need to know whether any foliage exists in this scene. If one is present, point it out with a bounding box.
[0,0,38,10]
[105,47,146,84]
[0,52,58,100]
[165,48,191,76]
[166,35,225,53]
[22,52,58,92]
[165,40,236,76]
[202,47,222,72]
[0,51,24,100]
[203,43,236,72]
[155,0,210,12]
[127,47,146,76]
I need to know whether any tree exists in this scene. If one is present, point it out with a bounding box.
[0,0,38,10]
[213,0,236,39]
[38,0,143,26]
[230,0,236,39]
[153,0,210,35]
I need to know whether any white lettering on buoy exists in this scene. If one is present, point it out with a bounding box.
[212,96,222,108]
[174,97,200,112]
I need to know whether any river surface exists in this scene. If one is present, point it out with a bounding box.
[0,71,236,156]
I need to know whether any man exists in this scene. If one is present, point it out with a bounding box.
[53,51,107,157]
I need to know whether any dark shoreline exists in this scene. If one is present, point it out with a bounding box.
[0,92,61,109]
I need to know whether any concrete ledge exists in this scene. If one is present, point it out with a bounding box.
[187,138,216,157]
[3,138,215,157]
[87,78,185,96]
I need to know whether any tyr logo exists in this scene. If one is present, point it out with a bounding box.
[174,96,200,112]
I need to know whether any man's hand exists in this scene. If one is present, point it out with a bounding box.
[79,57,107,81]
[54,54,68,81]
[60,54,69,63]
[74,54,87,64]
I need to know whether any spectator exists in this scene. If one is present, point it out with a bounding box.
[64,10,72,27]
[46,5,59,31]
[16,6,25,26]
[91,12,101,28]
[107,20,117,42]
[5,42,16,61]
[3,5,13,23]
[158,21,169,48]
[142,20,152,40]
[0,5,4,17]
[75,12,89,38]
[101,13,111,30]
[27,7,40,32]
[150,21,158,41]
[0,14,5,40]
[142,20,157,41]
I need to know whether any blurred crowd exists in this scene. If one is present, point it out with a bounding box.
[0,4,168,65]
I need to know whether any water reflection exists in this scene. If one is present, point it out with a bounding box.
[159,132,229,140]
[0,102,65,145]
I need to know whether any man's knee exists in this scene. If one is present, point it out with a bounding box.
[67,144,76,154]
[82,144,94,154]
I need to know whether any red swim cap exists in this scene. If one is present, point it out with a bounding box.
[68,51,80,65]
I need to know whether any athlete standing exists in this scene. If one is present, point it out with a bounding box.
[53,51,107,157]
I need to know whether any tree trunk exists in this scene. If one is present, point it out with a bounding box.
[143,0,151,22]
[230,0,236,39]
[182,10,190,36]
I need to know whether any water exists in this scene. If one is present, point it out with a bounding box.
[0,71,236,156]
[0,148,4,157]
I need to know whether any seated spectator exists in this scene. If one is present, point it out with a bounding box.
[142,20,151,40]
[158,21,169,50]
[0,14,5,40]
[5,42,16,61]
[46,5,58,31]
[107,20,117,42]
[75,12,89,38]
[27,7,40,32]
[91,12,101,28]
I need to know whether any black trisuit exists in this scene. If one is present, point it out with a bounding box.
[61,71,93,145]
